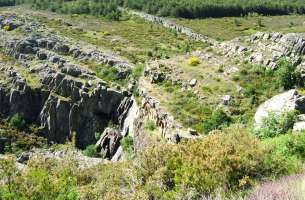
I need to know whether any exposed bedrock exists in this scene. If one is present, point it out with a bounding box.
[0,81,49,123]
[221,32,305,69]
[254,89,305,131]
[0,13,137,151]
[0,71,130,149]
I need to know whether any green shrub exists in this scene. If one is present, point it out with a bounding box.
[217,65,225,73]
[132,64,144,79]
[262,132,305,175]
[120,136,134,159]
[265,132,305,161]
[202,109,232,134]
[257,18,264,27]
[95,132,101,141]
[145,120,156,131]
[83,145,100,158]
[275,59,303,90]
[253,111,298,139]
[134,126,292,198]
[0,157,80,200]
[234,18,241,26]
[121,136,134,152]
[8,113,26,130]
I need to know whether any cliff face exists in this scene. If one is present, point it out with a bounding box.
[0,13,135,151]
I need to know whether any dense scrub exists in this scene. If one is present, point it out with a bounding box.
[253,111,298,139]
[1,126,304,199]
[123,0,305,19]
[0,119,47,155]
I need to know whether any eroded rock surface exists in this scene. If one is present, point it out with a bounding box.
[0,13,136,151]
[254,90,305,126]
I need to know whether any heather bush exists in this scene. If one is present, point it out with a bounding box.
[247,173,305,200]
[0,157,80,200]
[133,126,291,198]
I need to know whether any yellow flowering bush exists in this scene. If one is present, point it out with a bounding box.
[187,57,201,66]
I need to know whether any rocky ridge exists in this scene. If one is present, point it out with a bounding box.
[220,32,305,70]
[0,12,197,164]
[1,9,305,165]
[127,9,216,45]
[0,13,137,160]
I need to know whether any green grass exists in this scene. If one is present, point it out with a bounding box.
[230,64,281,123]
[173,15,305,41]
[32,11,204,63]
[160,82,213,133]
[144,120,156,131]
[0,51,42,89]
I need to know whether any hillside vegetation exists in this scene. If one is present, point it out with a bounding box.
[0,1,305,200]
[123,0,305,18]
[5,0,305,19]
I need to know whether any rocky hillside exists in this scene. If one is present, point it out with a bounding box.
[0,4,305,200]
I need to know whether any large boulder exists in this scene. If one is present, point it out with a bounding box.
[254,89,305,126]
[95,128,122,159]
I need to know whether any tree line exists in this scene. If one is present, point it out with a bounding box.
[122,0,305,18]
[1,0,123,20]
[2,0,305,19]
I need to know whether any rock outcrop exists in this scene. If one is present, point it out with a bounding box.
[95,127,122,159]
[128,9,216,45]
[254,89,305,126]
[0,13,137,151]
[221,32,305,69]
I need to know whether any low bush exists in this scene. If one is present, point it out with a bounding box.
[0,120,47,155]
[265,132,305,161]
[134,126,293,198]
[8,113,26,131]
[132,64,145,79]
[253,111,298,139]
[120,136,134,159]
[202,109,232,134]
[1,127,301,199]
[0,157,80,200]
[275,59,303,90]
[187,57,200,66]
[145,120,156,131]
[83,145,100,158]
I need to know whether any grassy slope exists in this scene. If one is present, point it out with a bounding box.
[173,15,305,41]
[18,7,204,64]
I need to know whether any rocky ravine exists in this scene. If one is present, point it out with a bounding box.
[0,12,195,164]
[0,13,138,161]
